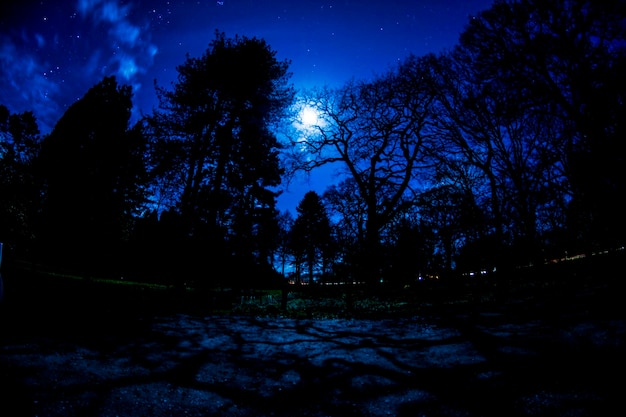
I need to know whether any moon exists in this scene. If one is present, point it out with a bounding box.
[300,105,321,127]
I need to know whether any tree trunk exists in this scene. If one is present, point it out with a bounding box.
[363,208,381,288]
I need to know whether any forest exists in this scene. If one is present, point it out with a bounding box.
[1,0,624,291]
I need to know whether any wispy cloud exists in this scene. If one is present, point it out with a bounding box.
[77,0,158,82]
[0,35,61,133]
[0,1,159,133]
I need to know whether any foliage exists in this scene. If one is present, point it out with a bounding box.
[274,210,294,277]
[34,76,148,273]
[289,191,333,284]
[143,31,294,287]
[0,105,40,257]
[457,0,626,254]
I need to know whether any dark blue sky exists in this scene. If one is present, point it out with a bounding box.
[1,0,494,213]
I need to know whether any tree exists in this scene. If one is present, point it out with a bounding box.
[416,184,480,274]
[289,55,437,285]
[0,105,40,257]
[322,178,366,280]
[275,210,294,278]
[458,0,626,252]
[384,211,437,286]
[428,43,572,269]
[36,76,148,272]
[145,31,294,284]
[289,191,332,285]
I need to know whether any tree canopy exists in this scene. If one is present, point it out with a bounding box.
[143,31,294,286]
[35,76,148,271]
[290,191,332,284]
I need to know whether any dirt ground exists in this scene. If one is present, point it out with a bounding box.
[1,270,625,416]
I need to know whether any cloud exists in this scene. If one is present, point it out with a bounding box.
[0,36,61,133]
[76,0,157,82]
[34,33,46,48]
[101,0,129,22]
[77,0,127,23]
[113,21,141,46]
[116,53,138,79]
[1,1,158,133]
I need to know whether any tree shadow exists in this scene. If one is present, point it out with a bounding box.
[3,309,623,416]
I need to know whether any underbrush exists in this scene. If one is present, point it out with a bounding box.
[231,292,419,319]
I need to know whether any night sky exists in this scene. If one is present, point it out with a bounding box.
[1,0,494,213]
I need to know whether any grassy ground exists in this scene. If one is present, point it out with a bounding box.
[1,248,622,322]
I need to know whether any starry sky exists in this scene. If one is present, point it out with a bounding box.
[1,0,494,213]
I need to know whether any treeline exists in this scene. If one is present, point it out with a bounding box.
[1,32,292,289]
[282,0,625,286]
[1,1,624,289]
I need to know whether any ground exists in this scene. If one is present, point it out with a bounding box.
[1,264,625,416]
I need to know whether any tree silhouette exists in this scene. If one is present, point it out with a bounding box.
[428,48,566,268]
[384,212,437,286]
[290,55,438,286]
[144,31,294,285]
[275,210,294,278]
[322,179,368,282]
[290,191,332,285]
[458,0,626,253]
[0,105,40,258]
[2,1,622,286]
[36,76,148,273]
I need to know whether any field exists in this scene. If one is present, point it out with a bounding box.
[1,252,624,416]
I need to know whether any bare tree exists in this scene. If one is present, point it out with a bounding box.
[457,0,626,252]
[287,55,438,285]
[428,48,568,268]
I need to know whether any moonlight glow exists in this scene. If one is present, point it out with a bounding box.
[300,106,321,127]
